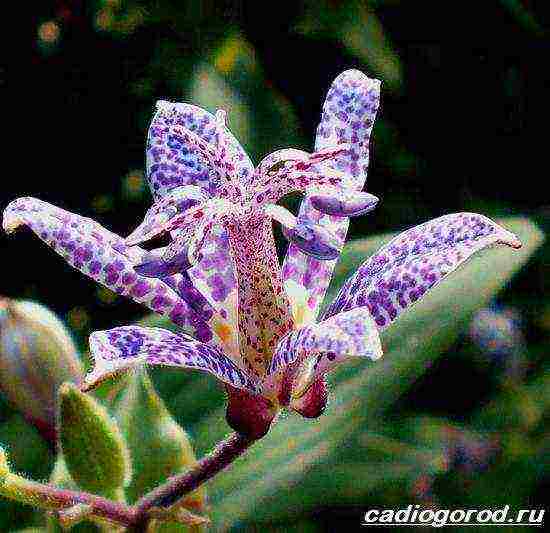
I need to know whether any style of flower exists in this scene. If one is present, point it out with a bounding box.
[3,70,521,438]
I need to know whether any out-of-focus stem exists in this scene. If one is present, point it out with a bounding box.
[0,472,136,525]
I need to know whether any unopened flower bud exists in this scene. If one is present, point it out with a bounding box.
[58,382,131,497]
[469,305,527,381]
[0,298,84,443]
[443,426,499,476]
[290,377,328,418]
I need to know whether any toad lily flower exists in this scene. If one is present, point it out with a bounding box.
[2,70,521,439]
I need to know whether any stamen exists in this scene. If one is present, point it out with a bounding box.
[125,186,206,246]
[264,203,341,260]
[310,189,379,217]
[283,220,341,261]
[264,204,297,229]
[126,207,177,246]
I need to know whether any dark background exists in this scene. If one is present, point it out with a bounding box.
[1,1,549,530]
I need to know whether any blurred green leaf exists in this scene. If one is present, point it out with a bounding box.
[500,0,545,37]
[0,416,52,531]
[115,369,206,513]
[295,0,402,92]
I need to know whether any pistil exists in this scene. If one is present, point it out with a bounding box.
[226,214,294,379]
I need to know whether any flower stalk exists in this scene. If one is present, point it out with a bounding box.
[131,432,256,529]
[0,432,255,529]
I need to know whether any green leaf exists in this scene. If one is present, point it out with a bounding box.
[115,369,206,512]
[58,383,130,498]
[190,216,542,528]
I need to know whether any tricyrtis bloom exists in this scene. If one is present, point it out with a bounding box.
[3,70,521,438]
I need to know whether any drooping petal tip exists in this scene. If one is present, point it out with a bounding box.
[487,219,522,250]
[3,198,30,233]
[501,233,522,249]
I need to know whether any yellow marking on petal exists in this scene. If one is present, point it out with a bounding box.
[2,215,24,233]
[284,279,315,328]
[214,322,232,344]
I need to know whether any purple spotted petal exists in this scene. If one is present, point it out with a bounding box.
[186,225,237,315]
[324,213,522,328]
[87,326,258,393]
[147,101,253,200]
[161,217,241,359]
[262,307,382,397]
[282,70,381,323]
[3,197,215,342]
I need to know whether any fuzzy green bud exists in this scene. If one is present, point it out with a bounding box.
[0,298,84,443]
[58,382,131,496]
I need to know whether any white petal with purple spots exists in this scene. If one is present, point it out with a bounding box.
[324,213,522,328]
[87,326,259,393]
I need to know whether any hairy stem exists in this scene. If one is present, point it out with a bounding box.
[130,432,255,530]
[0,472,136,525]
[1,432,256,530]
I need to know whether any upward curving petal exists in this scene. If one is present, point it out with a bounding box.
[86,326,258,393]
[323,213,522,328]
[3,197,215,343]
[282,70,381,325]
[262,307,382,399]
[147,101,254,200]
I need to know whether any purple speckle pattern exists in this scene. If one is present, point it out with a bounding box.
[282,70,381,321]
[264,307,382,394]
[3,197,214,343]
[147,102,253,200]
[88,326,258,393]
[323,213,521,328]
[187,225,236,305]
[3,71,522,411]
